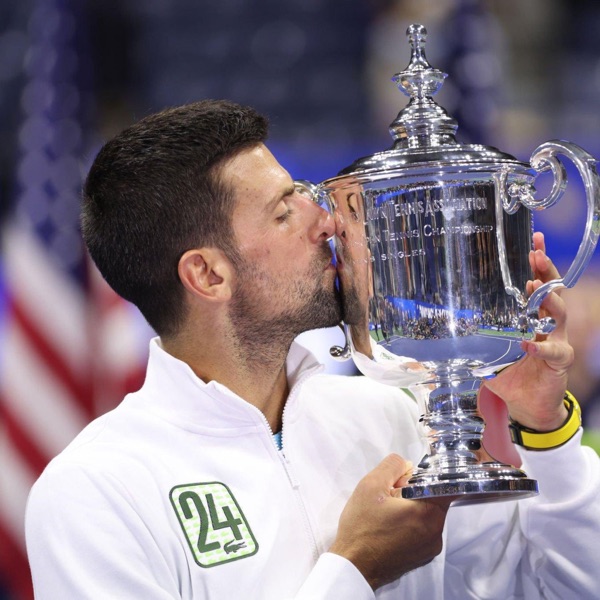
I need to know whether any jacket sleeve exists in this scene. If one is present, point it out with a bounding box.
[291,553,375,600]
[26,461,183,599]
[444,430,600,599]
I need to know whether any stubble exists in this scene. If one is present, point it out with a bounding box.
[227,243,342,367]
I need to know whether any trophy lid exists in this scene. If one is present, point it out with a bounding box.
[336,24,527,178]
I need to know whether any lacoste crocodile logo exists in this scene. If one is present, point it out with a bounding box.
[224,540,247,554]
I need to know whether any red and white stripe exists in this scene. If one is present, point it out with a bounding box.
[0,222,149,600]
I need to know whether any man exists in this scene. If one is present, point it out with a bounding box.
[26,100,600,598]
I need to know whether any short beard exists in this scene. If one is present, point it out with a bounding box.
[228,246,343,367]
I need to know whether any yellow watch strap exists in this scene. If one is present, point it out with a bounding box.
[509,391,582,450]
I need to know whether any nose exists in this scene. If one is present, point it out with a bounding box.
[310,203,336,243]
[294,180,336,243]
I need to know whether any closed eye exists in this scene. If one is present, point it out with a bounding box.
[276,208,293,223]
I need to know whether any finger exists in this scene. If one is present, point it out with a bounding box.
[529,233,562,289]
[533,231,546,253]
[528,248,560,282]
[532,249,561,283]
[426,496,454,512]
[528,281,567,333]
[521,289,571,363]
[520,338,574,373]
[529,232,546,274]
[389,489,454,516]
[527,280,549,331]
[393,461,414,489]
[371,454,411,490]
[538,287,568,336]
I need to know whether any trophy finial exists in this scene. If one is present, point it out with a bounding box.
[389,23,458,148]
[407,22,426,38]
[406,24,430,71]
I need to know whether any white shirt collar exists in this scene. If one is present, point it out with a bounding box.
[130,337,324,431]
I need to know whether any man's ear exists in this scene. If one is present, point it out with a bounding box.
[178,248,233,302]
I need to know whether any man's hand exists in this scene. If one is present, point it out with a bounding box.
[329,454,452,590]
[482,232,573,431]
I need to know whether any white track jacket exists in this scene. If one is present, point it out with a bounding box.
[26,338,600,599]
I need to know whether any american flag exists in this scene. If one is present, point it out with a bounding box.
[0,1,149,598]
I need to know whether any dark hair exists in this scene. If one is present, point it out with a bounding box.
[82,99,268,337]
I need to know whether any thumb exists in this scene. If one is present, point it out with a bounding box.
[372,454,413,489]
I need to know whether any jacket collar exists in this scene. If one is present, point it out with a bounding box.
[131,337,324,432]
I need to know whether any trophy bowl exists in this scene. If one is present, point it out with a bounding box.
[297,24,600,505]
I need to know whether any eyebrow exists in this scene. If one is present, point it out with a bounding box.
[265,184,295,212]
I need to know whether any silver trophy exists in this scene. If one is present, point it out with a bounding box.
[297,24,600,504]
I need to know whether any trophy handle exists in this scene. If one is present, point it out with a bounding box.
[329,322,352,360]
[497,141,600,334]
[294,179,321,202]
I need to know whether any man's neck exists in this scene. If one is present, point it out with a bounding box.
[162,331,291,433]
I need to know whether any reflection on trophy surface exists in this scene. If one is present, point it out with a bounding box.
[330,182,373,356]
[298,23,600,504]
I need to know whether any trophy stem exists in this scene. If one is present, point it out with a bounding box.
[402,383,538,505]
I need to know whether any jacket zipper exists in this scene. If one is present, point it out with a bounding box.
[258,366,322,562]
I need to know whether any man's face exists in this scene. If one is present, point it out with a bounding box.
[221,144,342,346]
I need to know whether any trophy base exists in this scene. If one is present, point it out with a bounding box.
[401,461,538,505]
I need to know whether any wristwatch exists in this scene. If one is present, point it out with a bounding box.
[508,391,582,450]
